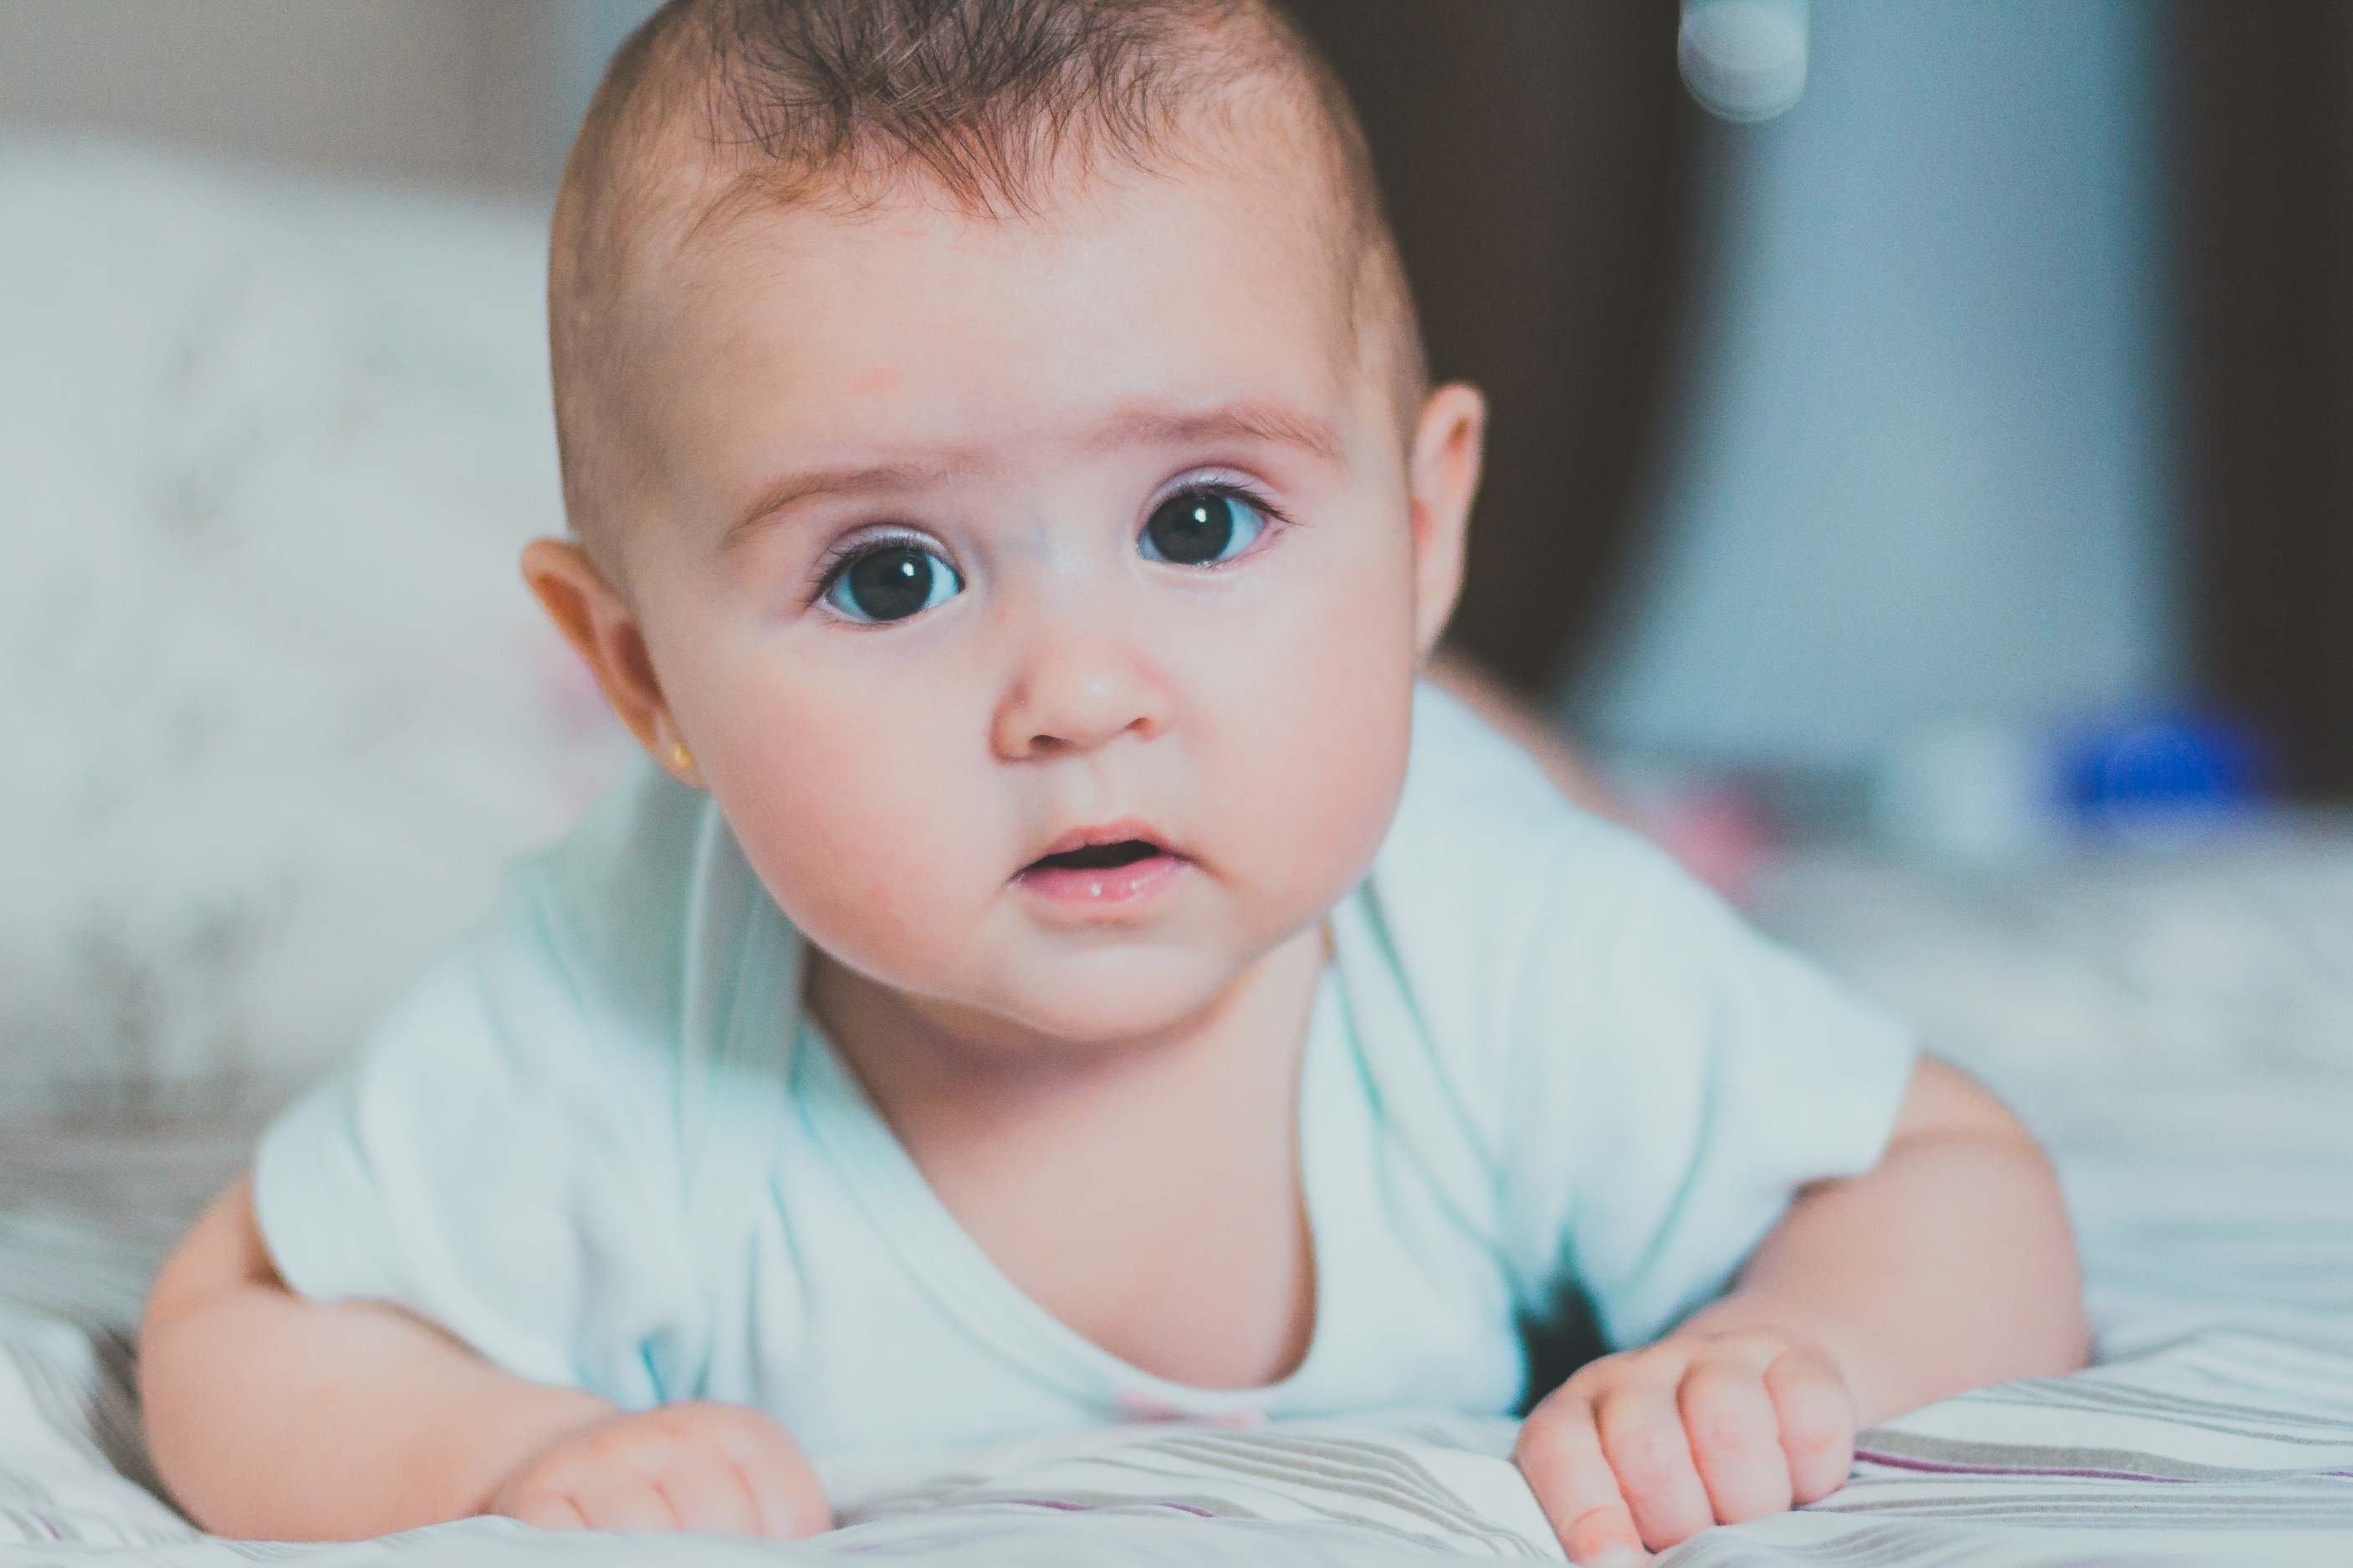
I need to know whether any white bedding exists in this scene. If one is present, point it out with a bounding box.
[4,1072,2350,1565]
[4,1316,2350,1564]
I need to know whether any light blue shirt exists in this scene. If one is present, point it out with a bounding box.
[256,685,1914,1456]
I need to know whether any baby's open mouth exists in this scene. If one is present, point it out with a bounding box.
[1014,834,1185,907]
[1023,839,1164,875]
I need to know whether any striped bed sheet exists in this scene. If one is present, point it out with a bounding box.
[3,1101,2350,1568]
[2,1308,2349,1564]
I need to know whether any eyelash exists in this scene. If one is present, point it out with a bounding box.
[1154,476,1294,566]
[802,475,1293,605]
[808,526,941,605]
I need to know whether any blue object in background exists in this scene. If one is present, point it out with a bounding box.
[2063,717,2265,826]
[1865,712,2269,860]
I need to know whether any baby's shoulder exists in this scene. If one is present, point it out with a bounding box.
[1362,687,1782,1093]
[1377,684,1688,959]
[519,758,724,997]
[1331,690,1727,1228]
[361,761,758,1109]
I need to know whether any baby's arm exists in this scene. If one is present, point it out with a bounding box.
[1515,1057,2086,1565]
[141,1178,828,1542]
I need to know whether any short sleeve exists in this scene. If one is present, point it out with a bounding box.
[1366,685,1916,1355]
[252,774,710,1409]
[1496,830,1916,1350]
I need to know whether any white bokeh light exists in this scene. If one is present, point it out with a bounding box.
[1680,0,1810,123]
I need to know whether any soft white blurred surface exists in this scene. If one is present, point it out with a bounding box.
[1752,825,2353,1099]
[1751,825,2353,1357]
[0,141,632,1109]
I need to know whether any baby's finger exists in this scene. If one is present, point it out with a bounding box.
[730,1449,830,1539]
[1596,1386,1715,1549]
[570,1474,678,1533]
[711,1416,831,1538]
[1515,1395,1650,1567]
[648,1454,760,1536]
[1679,1357,1792,1523]
[1765,1350,1857,1505]
[504,1490,591,1532]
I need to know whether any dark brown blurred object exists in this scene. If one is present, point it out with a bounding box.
[1283,0,1701,699]
[2178,3,2353,799]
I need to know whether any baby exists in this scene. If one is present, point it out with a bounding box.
[140,1,2088,1560]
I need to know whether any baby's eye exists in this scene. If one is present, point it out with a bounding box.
[821,543,963,623]
[1138,489,1267,567]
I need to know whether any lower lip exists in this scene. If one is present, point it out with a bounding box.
[1014,852,1187,909]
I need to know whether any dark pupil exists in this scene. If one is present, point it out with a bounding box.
[847,546,934,621]
[1147,492,1234,564]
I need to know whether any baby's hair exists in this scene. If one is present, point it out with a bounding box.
[550,0,1425,564]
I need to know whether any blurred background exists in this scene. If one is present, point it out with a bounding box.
[2,0,2350,1116]
[1290,0,2353,877]
[9,3,2344,845]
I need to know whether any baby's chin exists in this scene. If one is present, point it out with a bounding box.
[956,942,1267,1050]
[821,927,1283,1058]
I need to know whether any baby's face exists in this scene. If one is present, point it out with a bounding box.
[552,155,1479,1049]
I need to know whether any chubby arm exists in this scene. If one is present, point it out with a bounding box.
[141,1178,827,1542]
[1516,1058,2087,1565]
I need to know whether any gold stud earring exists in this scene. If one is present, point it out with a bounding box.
[669,741,693,772]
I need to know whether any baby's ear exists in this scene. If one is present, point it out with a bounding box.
[521,539,698,784]
[1408,382,1486,656]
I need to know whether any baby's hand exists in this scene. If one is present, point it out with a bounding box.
[1514,1326,1855,1565]
[487,1402,831,1538]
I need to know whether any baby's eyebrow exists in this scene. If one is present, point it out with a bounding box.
[723,460,964,550]
[1093,401,1345,464]
[721,401,1340,550]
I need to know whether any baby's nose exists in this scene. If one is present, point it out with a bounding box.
[990,628,1170,759]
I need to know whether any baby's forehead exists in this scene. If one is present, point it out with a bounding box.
[661,136,1353,309]
[632,155,1379,470]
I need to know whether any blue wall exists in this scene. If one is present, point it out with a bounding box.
[1575,0,2175,769]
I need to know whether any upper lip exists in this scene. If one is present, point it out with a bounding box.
[1025,819,1177,865]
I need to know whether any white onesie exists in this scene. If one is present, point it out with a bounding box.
[255,684,1915,1457]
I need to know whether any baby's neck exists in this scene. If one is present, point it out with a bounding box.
[806,929,1327,1387]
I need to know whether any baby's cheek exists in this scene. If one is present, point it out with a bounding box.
[1230,655,1413,913]
[712,718,987,977]
[1292,605,1415,803]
